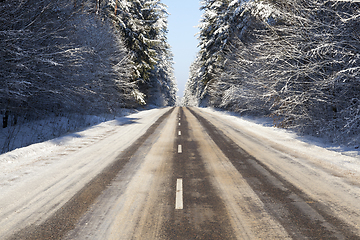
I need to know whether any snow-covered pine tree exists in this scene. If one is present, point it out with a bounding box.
[183,55,205,107]
[187,0,255,105]
[143,0,177,106]
[197,0,231,85]
[110,0,176,105]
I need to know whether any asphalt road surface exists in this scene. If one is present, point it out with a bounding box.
[6,107,360,239]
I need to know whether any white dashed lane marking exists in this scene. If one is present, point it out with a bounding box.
[176,113,183,209]
[175,179,183,210]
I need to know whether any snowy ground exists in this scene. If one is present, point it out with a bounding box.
[0,108,164,190]
[0,109,136,154]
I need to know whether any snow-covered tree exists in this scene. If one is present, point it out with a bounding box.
[1,0,176,128]
[0,0,139,125]
[197,0,231,85]
[183,55,205,107]
[145,1,177,106]
[110,0,177,105]
[184,0,360,146]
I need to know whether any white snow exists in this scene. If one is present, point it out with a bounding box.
[0,108,168,191]
[0,111,133,154]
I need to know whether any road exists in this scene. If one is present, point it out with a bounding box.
[4,107,360,239]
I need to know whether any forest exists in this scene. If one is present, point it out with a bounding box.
[1,0,177,127]
[184,0,360,147]
[0,0,177,153]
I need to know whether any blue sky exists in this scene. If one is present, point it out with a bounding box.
[162,0,203,98]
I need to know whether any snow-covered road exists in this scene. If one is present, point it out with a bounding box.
[194,107,360,238]
[1,107,360,239]
[0,108,171,239]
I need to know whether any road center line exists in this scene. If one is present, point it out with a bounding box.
[178,122,181,126]
[178,144,182,153]
[178,131,181,136]
[175,178,183,210]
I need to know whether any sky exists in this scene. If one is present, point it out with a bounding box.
[162,0,203,98]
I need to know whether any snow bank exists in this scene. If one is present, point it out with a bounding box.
[0,110,136,154]
[0,108,163,191]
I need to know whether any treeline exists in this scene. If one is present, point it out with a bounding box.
[184,0,360,146]
[1,0,176,127]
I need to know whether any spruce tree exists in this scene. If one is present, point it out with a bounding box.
[198,0,231,84]
[113,0,176,104]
